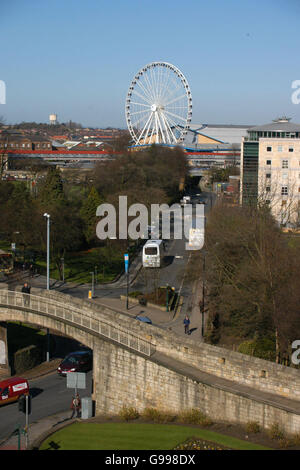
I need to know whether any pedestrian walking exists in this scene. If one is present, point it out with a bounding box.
[183,315,190,335]
[29,264,34,278]
[21,282,31,307]
[70,393,81,419]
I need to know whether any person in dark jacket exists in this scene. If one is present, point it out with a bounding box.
[183,315,190,334]
[21,282,31,306]
[70,393,81,418]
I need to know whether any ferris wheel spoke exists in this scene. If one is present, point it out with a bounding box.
[150,66,159,102]
[136,79,155,104]
[157,112,166,144]
[159,112,172,144]
[163,109,187,122]
[164,93,188,107]
[160,67,172,103]
[131,113,151,129]
[160,112,177,143]
[161,77,184,105]
[145,113,155,144]
[136,111,153,145]
[143,72,156,103]
[132,89,153,105]
[129,101,151,107]
[130,109,151,116]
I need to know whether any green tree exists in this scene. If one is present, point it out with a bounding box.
[39,167,65,206]
[80,187,103,244]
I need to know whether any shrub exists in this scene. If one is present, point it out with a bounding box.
[142,407,175,423]
[291,433,300,446]
[238,338,276,361]
[177,409,213,427]
[14,344,43,374]
[245,421,260,434]
[278,438,293,449]
[118,406,139,421]
[268,423,285,440]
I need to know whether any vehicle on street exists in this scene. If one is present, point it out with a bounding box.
[57,350,93,376]
[142,240,165,268]
[0,250,13,274]
[0,377,29,406]
[135,315,152,324]
[180,195,191,206]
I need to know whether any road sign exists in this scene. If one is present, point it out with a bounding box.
[66,372,86,390]
[124,253,129,273]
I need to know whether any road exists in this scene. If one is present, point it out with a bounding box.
[0,370,93,442]
[131,191,215,317]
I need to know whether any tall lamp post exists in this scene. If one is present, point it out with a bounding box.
[201,249,206,337]
[43,213,51,361]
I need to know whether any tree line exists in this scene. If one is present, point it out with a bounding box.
[0,145,188,276]
[188,202,300,364]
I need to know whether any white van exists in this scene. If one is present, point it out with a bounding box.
[142,240,165,268]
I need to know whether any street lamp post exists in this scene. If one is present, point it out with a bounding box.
[124,253,129,310]
[61,258,65,283]
[43,213,50,361]
[166,283,169,312]
[90,272,95,298]
[202,251,205,337]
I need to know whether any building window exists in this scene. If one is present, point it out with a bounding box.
[281,186,288,195]
[282,200,287,206]
[282,160,288,169]
[266,160,272,165]
[289,147,294,152]
[278,146,283,152]
[282,173,288,179]
[266,173,271,178]
[267,146,272,152]
[266,186,271,192]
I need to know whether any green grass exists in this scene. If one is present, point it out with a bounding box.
[40,423,271,450]
[35,246,123,284]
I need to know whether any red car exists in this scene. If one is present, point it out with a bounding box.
[0,377,29,406]
[57,350,93,376]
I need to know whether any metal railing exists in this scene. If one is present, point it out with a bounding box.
[0,290,155,357]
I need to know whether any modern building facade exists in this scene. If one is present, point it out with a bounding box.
[240,117,300,226]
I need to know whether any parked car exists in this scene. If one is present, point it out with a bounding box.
[0,377,29,406]
[57,350,93,376]
[135,315,152,324]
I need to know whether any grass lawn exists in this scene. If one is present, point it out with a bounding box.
[35,246,124,284]
[40,422,271,450]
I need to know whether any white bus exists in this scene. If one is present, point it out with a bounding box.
[142,240,165,268]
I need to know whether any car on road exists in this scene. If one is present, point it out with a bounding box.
[135,315,152,324]
[57,350,93,376]
[0,377,29,406]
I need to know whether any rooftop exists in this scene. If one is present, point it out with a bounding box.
[249,117,300,133]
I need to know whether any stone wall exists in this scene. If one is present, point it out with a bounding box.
[94,338,300,435]
[1,288,300,434]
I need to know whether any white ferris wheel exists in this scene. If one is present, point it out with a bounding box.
[125,62,192,146]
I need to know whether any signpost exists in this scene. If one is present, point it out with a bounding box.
[124,253,129,310]
[66,372,86,396]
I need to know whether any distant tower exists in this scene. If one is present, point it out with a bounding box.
[49,113,58,125]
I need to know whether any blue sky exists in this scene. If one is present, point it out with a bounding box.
[0,0,300,127]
